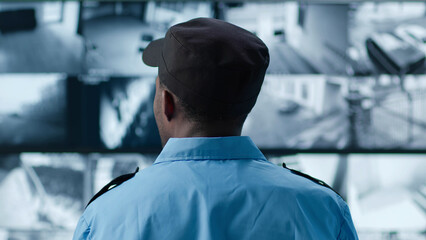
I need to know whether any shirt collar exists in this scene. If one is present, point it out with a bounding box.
[154,136,266,164]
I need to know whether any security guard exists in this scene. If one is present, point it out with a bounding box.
[73,18,358,240]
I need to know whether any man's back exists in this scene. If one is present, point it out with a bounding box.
[74,137,358,240]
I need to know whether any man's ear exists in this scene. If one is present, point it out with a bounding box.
[162,89,175,121]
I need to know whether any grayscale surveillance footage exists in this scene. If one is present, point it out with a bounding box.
[243,74,426,150]
[2,1,424,75]
[0,153,424,240]
[0,2,84,74]
[0,153,156,240]
[0,74,67,148]
[98,75,160,150]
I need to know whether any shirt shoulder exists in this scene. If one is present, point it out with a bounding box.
[82,162,185,218]
[254,161,359,239]
[80,158,359,240]
[77,169,159,239]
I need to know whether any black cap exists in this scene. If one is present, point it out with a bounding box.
[143,17,269,117]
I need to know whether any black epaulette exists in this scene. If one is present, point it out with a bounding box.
[86,167,140,208]
[282,163,343,199]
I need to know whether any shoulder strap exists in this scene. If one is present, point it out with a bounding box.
[86,167,140,208]
[282,163,343,199]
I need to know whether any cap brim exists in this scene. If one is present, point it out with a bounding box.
[142,38,164,67]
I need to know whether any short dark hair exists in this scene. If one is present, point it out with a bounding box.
[159,80,247,125]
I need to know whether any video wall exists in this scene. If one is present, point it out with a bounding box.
[1,0,425,152]
[1,72,425,152]
[1,1,425,240]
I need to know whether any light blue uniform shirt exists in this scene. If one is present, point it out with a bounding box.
[73,136,358,240]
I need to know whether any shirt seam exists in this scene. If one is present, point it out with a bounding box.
[82,215,91,240]
[336,202,349,240]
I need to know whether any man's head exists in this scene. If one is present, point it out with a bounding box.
[143,18,269,146]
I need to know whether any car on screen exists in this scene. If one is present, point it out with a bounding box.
[395,24,426,54]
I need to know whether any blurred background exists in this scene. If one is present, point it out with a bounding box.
[0,1,425,239]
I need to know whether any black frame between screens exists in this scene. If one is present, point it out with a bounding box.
[1,148,426,155]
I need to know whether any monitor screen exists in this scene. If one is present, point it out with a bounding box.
[349,1,426,76]
[243,74,426,151]
[0,2,84,74]
[0,74,67,149]
[81,1,212,75]
[243,75,348,149]
[98,75,161,150]
[0,152,155,238]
